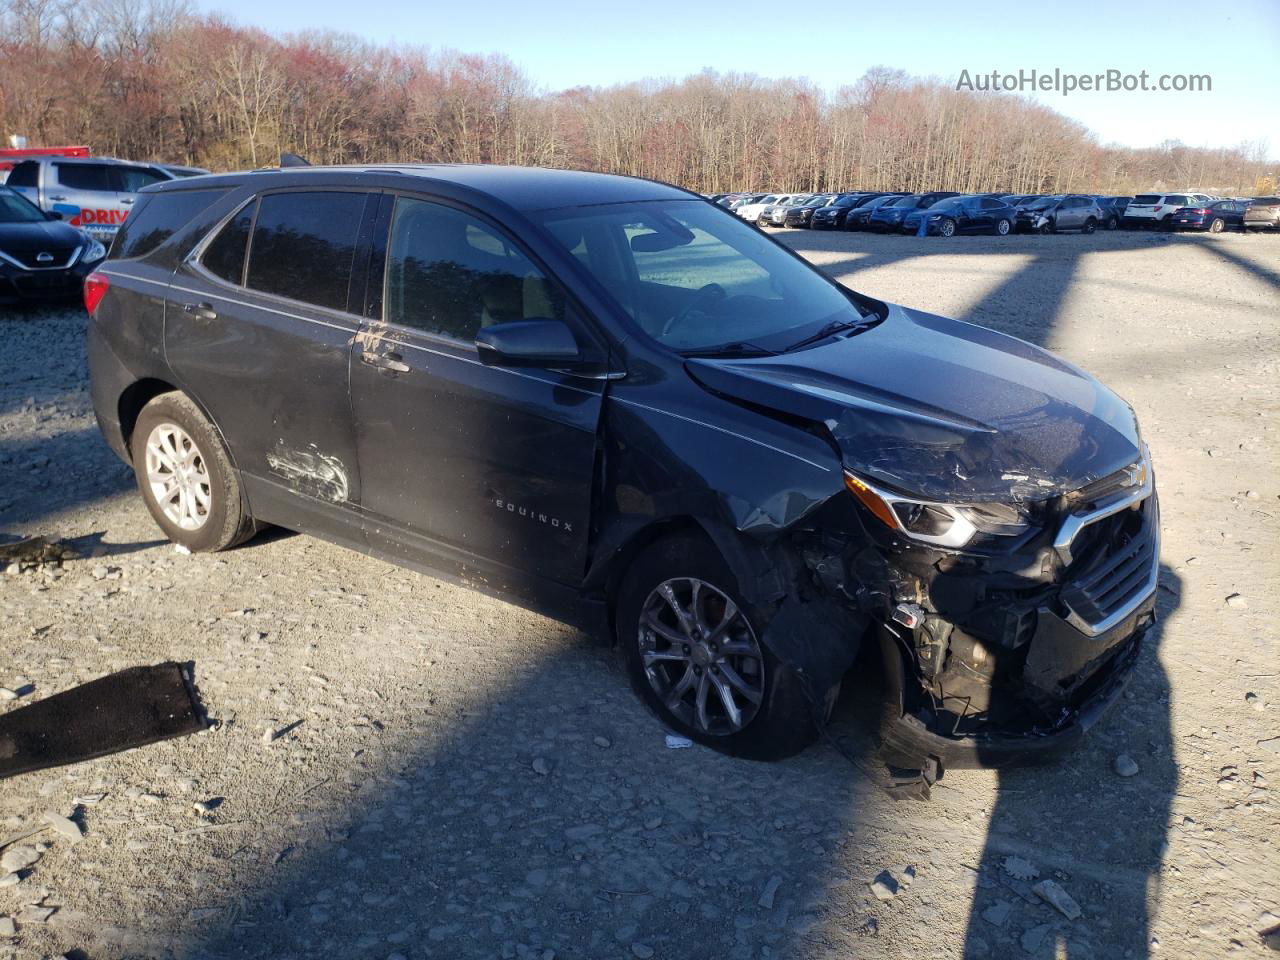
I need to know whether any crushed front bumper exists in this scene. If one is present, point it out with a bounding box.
[878,597,1153,770]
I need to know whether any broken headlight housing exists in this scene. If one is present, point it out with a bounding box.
[844,471,1034,549]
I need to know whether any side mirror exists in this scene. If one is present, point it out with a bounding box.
[475,318,588,369]
[47,211,64,220]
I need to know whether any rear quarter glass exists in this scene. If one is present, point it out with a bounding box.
[108,188,228,260]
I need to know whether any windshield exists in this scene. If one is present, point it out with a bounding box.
[1026,197,1060,210]
[536,200,869,353]
[803,195,831,207]
[0,189,48,224]
[887,195,918,207]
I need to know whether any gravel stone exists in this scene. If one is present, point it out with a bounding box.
[1113,754,1140,777]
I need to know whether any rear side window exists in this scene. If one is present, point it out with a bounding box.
[115,166,169,193]
[202,202,255,286]
[1165,195,1190,205]
[246,191,366,311]
[1133,195,1161,204]
[383,196,564,342]
[55,163,115,192]
[110,188,227,260]
[5,162,38,188]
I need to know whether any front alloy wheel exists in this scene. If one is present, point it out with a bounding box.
[995,218,1011,236]
[938,218,956,238]
[638,577,765,736]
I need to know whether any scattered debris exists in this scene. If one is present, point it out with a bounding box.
[869,870,899,901]
[630,944,654,959]
[1114,754,1140,777]
[1245,692,1264,711]
[0,916,14,936]
[1225,593,1247,608]
[0,535,80,572]
[981,900,1012,927]
[0,662,206,779]
[40,812,82,844]
[531,757,551,776]
[1021,924,1054,953]
[16,905,55,924]
[758,874,783,909]
[860,917,879,936]
[71,793,106,807]
[0,845,40,873]
[1219,766,1241,790]
[899,865,917,887]
[0,874,19,888]
[1001,856,1040,882]
[592,736,611,748]
[664,734,692,749]
[174,544,192,555]
[1033,879,1083,920]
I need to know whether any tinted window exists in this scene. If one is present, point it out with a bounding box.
[116,166,169,193]
[5,162,38,188]
[55,163,115,192]
[202,202,255,286]
[980,198,1002,209]
[384,197,564,342]
[1165,195,1190,205]
[111,188,226,260]
[246,191,366,311]
[1133,195,1161,204]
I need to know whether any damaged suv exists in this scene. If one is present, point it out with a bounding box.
[88,166,1158,781]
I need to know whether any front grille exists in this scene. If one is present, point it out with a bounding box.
[10,247,77,269]
[1061,507,1155,626]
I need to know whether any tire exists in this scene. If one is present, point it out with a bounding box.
[994,218,1010,236]
[938,218,956,238]
[1039,220,1055,235]
[1082,217,1097,234]
[1159,215,1173,230]
[1209,218,1225,233]
[617,535,820,760]
[1105,215,1119,230]
[131,392,256,552]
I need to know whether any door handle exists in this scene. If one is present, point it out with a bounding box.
[50,195,67,201]
[360,350,410,373]
[183,302,217,321]
[121,198,135,205]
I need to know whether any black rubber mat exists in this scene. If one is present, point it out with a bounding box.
[0,662,205,779]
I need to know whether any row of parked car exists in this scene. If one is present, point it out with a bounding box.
[712,190,1280,236]
[0,154,209,304]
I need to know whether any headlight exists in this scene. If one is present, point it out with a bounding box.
[80,236,106,263]
[843,471,1034,548]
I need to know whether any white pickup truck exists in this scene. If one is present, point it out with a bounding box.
[3,157,178,240]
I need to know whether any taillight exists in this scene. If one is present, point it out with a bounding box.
[1153,205,1162,212]
[83,272,110,315]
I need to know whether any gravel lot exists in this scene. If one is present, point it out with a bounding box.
[1,228,1277,959]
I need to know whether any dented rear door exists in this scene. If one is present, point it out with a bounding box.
[166,187,380,534]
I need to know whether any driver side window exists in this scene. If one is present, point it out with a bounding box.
[384,197,564,342]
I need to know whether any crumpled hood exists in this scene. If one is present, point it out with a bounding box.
[685,304,1142,502]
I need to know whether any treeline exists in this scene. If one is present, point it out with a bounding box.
[0,0,1271,195]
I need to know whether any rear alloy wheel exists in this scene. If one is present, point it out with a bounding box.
[618,536,821,760]
[1106,215,1119,230]
[132,392,256,552]
[994,218,1011,236]
[1082,217,1097,234]
[938,218,957,238]
[1209,218,1225,233]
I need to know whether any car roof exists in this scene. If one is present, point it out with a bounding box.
[142,163,699,212]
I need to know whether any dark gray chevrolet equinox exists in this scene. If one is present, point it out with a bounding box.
[87,165,1158,789]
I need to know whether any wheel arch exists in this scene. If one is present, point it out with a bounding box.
[118,379,240,471]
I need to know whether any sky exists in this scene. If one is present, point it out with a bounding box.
[195,0,1280,156]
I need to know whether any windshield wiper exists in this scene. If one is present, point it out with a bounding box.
[782,317,876,353]
[681,341,777,358]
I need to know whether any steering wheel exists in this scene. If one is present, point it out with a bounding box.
[661,283,727,339]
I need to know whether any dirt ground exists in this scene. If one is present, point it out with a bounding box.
[1,227,1277,960]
